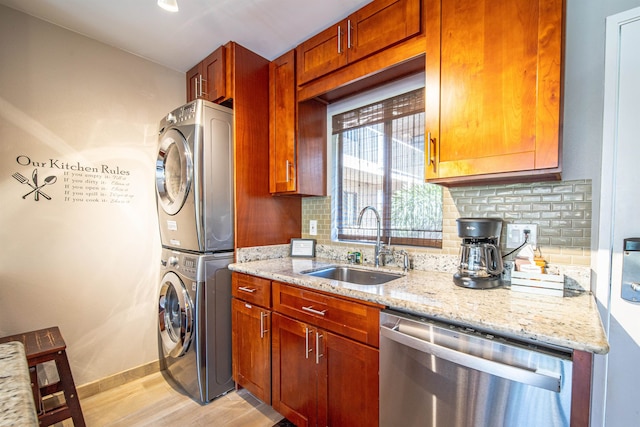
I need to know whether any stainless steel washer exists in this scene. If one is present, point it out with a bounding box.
[158,248,234,403]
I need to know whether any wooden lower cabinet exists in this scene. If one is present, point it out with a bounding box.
[271,313,379,427]
[231,299,271,403]
[231,272,272,403]
[321,328,379,427]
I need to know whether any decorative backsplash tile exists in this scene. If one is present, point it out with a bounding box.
[299,179,592,268]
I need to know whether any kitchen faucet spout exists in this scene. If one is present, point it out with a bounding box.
[357,206,385,267]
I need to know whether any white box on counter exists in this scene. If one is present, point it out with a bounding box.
[510,270,565,297]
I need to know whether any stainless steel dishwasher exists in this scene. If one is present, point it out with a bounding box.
[380,310,573,427]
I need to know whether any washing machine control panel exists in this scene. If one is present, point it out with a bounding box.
[182,257,197,275]
[160,249,228,283]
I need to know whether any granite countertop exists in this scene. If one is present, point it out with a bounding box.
[229,257,609,354]
[0,341,38,427]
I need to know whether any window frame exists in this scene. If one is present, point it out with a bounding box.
[328,74,443,248]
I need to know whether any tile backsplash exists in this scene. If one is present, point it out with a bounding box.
[301,179,592,267]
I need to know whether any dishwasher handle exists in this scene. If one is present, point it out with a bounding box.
[380,324,562,393]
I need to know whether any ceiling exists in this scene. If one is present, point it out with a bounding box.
[0,0,371,72]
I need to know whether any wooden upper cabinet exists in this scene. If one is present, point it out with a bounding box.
[296,0,422,85]
[186,45,226,103]
[349,0,421,62]
[425,0,564,184]
[270,51,298,193]
[296,22,348,86]
[269,50,327,196]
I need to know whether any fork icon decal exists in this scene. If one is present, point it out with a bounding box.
[12,169,55,201]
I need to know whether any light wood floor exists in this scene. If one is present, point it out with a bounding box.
[56,372,284,427]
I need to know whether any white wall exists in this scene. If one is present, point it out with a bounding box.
[0,5,184,385]
[564,0,640,184]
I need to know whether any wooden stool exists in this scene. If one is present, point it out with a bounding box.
[0,327,86,427]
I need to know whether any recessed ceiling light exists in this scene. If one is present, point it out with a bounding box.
[157,0,179,12]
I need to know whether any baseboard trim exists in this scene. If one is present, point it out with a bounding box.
[77,360,161,399]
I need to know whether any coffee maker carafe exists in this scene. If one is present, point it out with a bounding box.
[454,218,504,289]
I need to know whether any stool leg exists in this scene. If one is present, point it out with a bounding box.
[29,366,44,415]
[54,350,86,427]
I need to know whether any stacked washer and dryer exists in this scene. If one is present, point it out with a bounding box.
[155,99,235,403]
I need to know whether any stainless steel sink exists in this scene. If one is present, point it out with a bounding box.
[301,266,402,285]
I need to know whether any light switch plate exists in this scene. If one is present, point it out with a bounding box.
[309,220,317,236]
[506,223,537,249]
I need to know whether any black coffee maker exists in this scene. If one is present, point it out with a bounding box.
[454,218,504,289]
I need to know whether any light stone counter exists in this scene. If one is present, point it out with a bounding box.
[0,341,38,427]
[229,257,609,354]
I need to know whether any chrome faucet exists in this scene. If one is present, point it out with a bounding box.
[397,250,410,273]
[357,206,390,267]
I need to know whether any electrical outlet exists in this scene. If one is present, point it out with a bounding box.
[309,220,317,236]
[505,223,537,249]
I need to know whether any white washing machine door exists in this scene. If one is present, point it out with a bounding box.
[156,128,192,215]
[158,271,194,358]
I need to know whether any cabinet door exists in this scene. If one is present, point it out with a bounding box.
[427,0,562,182]
[348,0,422,63]
[272,313,318,427]
[319,331,379,427]
[201,46,226,103]
[186,64,200,102]
[269,50,297,193]
[296,19,348,85]
[231,299,271,403]
[185,46,226,103]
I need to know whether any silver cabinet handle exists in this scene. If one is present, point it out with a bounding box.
[199,75,207,97]
[380,324,562,393]
[426,132,437,173]
[427,131,432,166]
[315,332,324,364]
[337,24,342,54]
[427,131,436,167]
[302,305,327,316]
[260,311,269,338]
[285,160,290,183]
[347,19,352,49]
[194,77,199,98]
[238,286,256,293]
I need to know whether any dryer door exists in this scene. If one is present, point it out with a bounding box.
[156,128,192,215]
[158,271,194,358]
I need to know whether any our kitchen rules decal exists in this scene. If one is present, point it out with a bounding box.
[12,155,133,204]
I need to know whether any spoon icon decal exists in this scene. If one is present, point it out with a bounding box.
[21,174,57,200]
